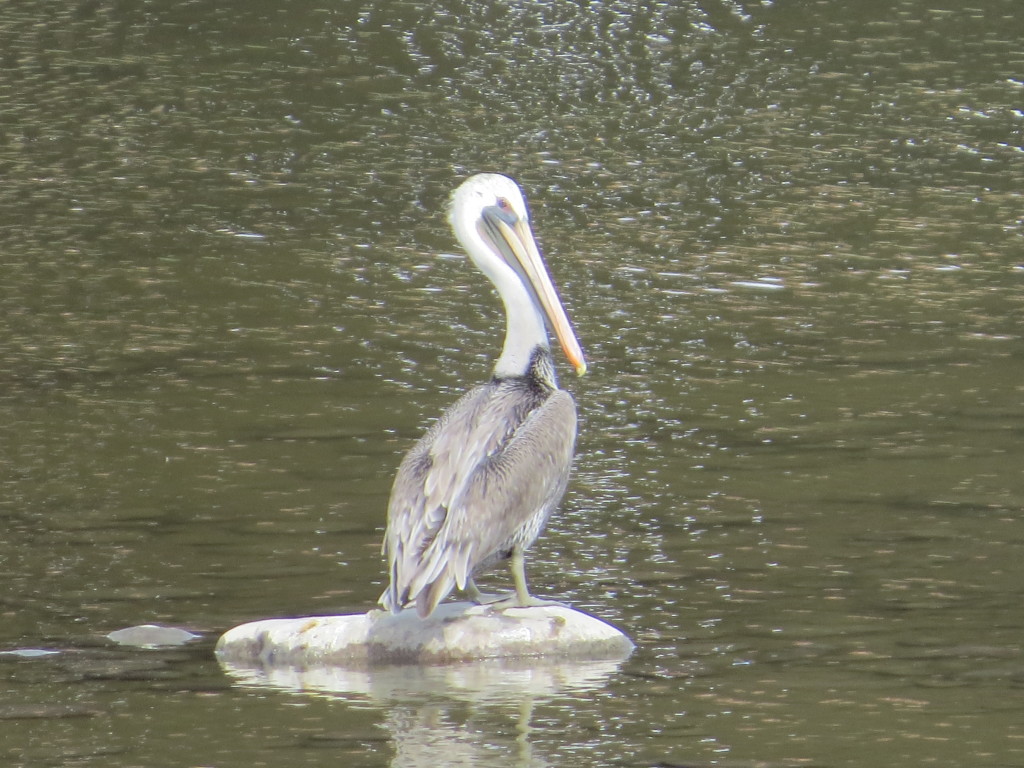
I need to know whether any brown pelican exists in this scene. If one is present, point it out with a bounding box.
[380,173,586,618]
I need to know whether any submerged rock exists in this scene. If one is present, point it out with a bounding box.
[0,648,61,658]
[215,602,633,668]
[106,625,201,648]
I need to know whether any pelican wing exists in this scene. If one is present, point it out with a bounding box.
[381,381,577,615]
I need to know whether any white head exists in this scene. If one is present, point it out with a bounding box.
[447,174,586,379]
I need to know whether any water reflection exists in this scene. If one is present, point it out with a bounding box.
[382,701,544,768]
[221,657,628,768]
[221,657,626,702]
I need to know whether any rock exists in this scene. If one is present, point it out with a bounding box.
[106,624,201,648]
[215,602,634,668]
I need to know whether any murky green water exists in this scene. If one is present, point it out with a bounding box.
[2,1,1022,765]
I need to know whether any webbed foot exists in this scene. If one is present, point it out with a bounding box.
[466,579,509,606]
[489,594,566,610]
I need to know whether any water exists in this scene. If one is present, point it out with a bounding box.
[2,1,1022,765]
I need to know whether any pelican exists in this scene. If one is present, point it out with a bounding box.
[380,173,587,618]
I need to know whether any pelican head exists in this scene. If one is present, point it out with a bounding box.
[447,173,586,380]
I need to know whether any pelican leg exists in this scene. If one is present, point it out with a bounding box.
[511,547,534,605]
[491,547,563,610]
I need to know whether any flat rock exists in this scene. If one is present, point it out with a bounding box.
[215,602,634,668]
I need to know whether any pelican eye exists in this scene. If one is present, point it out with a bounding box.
[496,197,511,210]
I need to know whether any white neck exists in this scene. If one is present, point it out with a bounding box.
[450,202,551,380]
[493,280,549,379]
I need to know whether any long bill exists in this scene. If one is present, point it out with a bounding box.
[492,216,588,376]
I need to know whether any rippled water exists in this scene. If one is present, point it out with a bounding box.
[2,1,1022,766]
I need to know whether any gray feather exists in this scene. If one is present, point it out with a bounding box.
[380,366,577,617]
